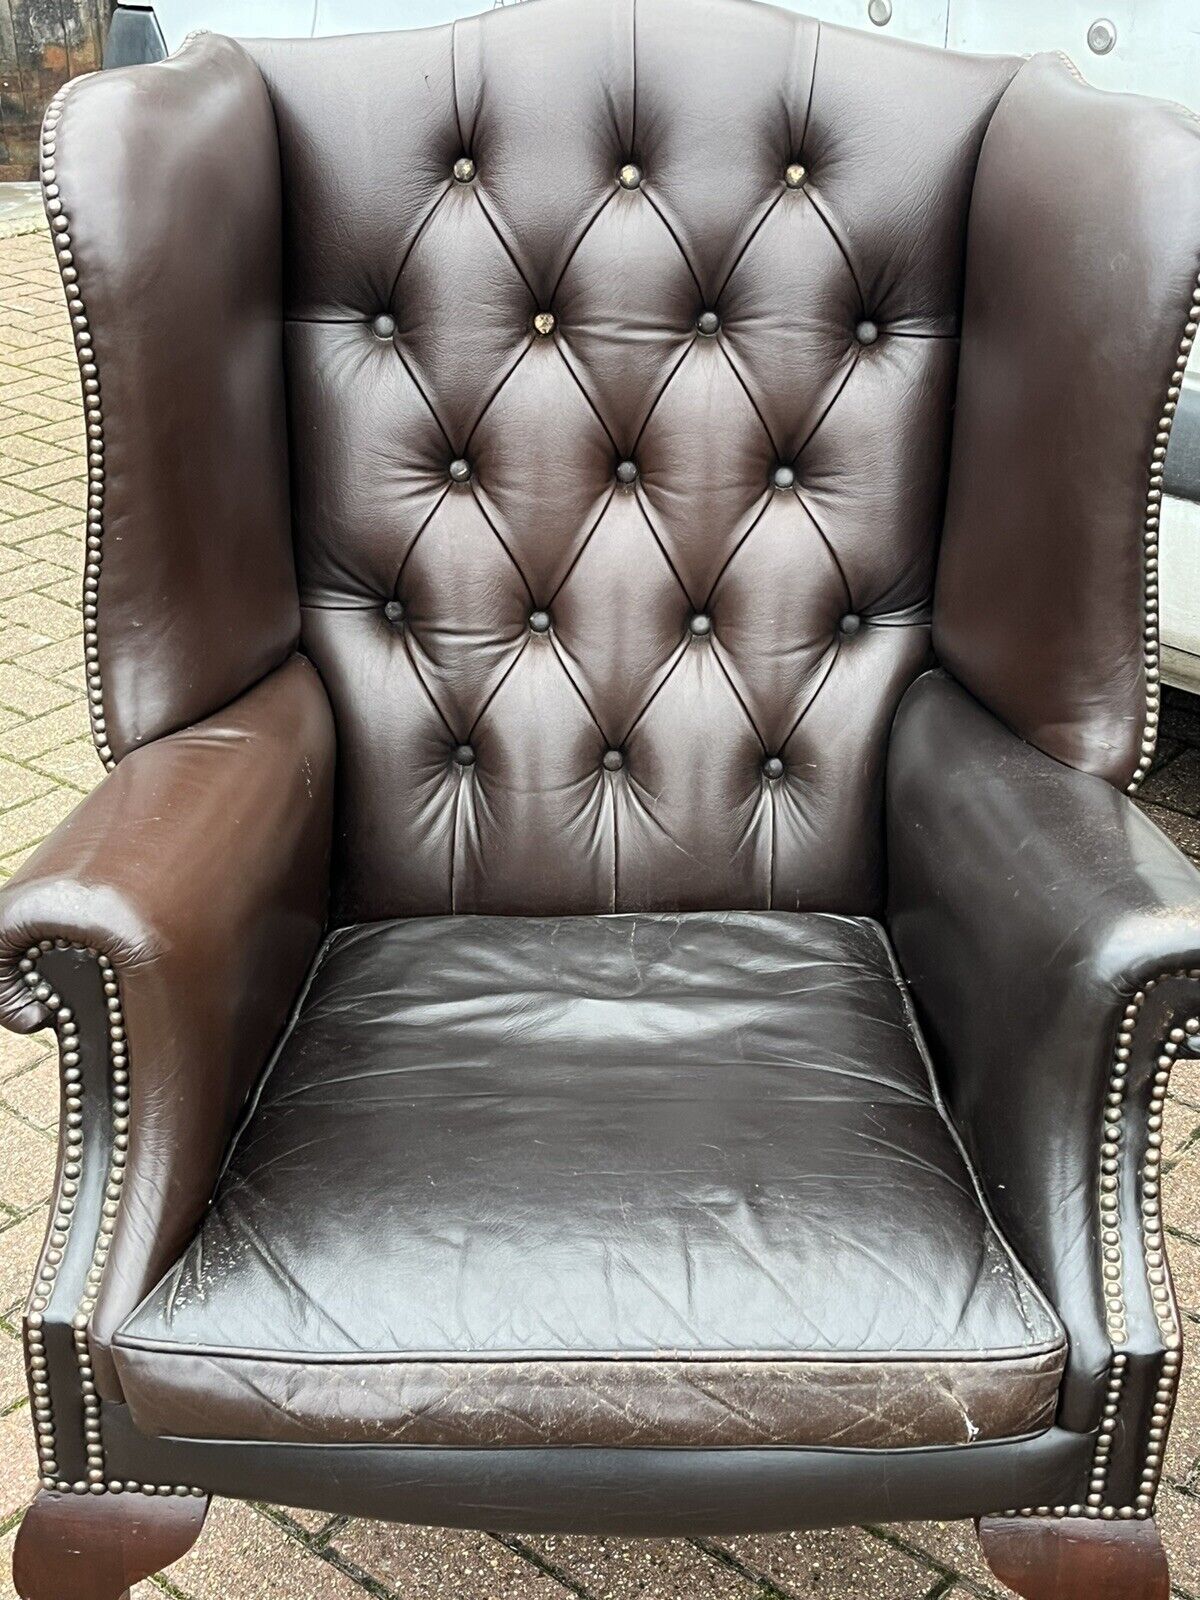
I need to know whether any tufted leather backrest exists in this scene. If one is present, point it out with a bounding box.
[246,0,1018,920]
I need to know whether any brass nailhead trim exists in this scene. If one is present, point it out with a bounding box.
[40,81,112,771]
[994,976,1198,1523]
[20,944,203,1499]
[40,30,210,776]
[1127,274,1200,794]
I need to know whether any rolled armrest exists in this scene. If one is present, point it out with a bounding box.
[888,669,1200,1440]
[0,655,334,1398]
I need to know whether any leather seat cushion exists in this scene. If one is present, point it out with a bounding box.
[113,911,1065,1448]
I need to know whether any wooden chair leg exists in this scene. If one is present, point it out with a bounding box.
[977,1514,1169,1600]
[12,1488,208,1600]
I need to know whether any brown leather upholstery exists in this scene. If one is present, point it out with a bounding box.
[0,0,1197,1541]
[113,912,1064,1448]
[42,37,299,763]
[888,669,1200,1491]
[935,55,1200,788]
[0,657,334,1396]
[246,6,1017,921]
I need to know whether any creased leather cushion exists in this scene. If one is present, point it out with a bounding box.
[244,2,1018,920]
[114,913,1064,1448]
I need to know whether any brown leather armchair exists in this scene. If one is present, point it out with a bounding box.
[4,4,1199,1596]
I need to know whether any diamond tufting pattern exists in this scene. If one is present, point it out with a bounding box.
[247,0,1019,920]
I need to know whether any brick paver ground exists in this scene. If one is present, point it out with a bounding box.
[0,221,1196,1598]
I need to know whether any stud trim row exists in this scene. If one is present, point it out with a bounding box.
[996,976,1195,1522]
[39,81,111,769]
[1127,273,1200,794]
[40,30,210,774]
[20,942,203,1500]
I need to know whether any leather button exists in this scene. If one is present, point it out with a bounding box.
[529,610,551,633]
[383,600,404,627]
[763,756,784,780]
[602,749,624,771]
[855,320,879,345]
[617,163,642,190]
[839,613,862,635]
[449,459,472,483]
[772,464,795,490]
[696,311,720,336]
[689,613,712,637]
[616,460,639,485]
[371,313,396,340]
[453,157,476,183]
[785,163,807,189]
[532,312,556,337]
[452,744,476,767]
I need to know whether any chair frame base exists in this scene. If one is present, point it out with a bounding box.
[12,1488,208,1600]
[976,1513,1169,1599]
[8,1492,1173,1597]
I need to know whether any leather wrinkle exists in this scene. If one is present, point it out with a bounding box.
[254,1,1027,915]
[114,911,1066,1449]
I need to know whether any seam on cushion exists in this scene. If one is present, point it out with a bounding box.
[767,757,776,911]
[552,338,620,454]
[394,482,457,611]
[716,188,785,309]
[640,188,704,301]
[112,1336,1067,1366]
[548,186,619,305]
[792,487,853,612]
[875,923,1060,1347]
[630,0,637,159]
[384,180,453,313]
[706,636,767,756]
[213,929,340,1190]
[774,636,840,756]
[548,483,618,606]
[450,17,465,154]
[797,18,819,174]
[395,615,457,743]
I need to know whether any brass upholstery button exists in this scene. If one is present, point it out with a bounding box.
[772,464,795,490]
[763,756,785,780]
[529,610,551,633]
[617,163,642,189]
[452,744,476,766]
[602,749,625,771]
[839,613,863,635]
[697,311,720,336]
[689,613,712,637]
[532,312,556,337]
[616,460,639,485]
[785,163,808,189]
[383,600,404,627]
[449,459,472,483]
[855,320,879,345]
[371,313,396,340]
[453,157,476,183]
